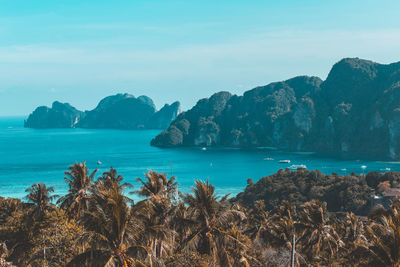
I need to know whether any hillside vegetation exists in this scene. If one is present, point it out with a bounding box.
[1,165,400,266]
[152,58,400,160]
[25,94,180,130]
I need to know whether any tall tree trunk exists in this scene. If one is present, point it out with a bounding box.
[290,234,296,267]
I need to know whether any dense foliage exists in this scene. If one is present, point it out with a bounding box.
[1,164,400,266]
[235,168,371,215]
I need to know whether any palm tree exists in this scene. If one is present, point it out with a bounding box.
[135,170,177,200]
[57,162,97,219]
[67,174,147,266]
[170,202,193,248]
[134,200,173,265]
[181,179,230,254]
[361,199,400,266]
[244,200,271,241]
[266,201,299,250]
[340,213,367,246]
[96,167,134,201]
[180,178,247,265]
[297,200,343,265]
[214,225,261,267]
[97,167,125,188]
[336,213,369,266]
[263,200,305,266]
[0,242,16,267]
[133,171,178,262]
[24,183,57,219]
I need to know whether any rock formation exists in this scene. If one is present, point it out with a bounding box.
[24,101,84,128]
[152,58,400,160]
[25,94,180,130]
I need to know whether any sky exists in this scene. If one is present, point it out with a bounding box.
[0,0,400,116]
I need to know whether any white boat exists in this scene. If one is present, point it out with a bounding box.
[201,147,207,151]
[263,157,274,161]
[341,168,347,172]
[361,165,367,174]
[380,167,391,172]
[279,160,291,164]
[289,164,307,170]
[97,161,102,165]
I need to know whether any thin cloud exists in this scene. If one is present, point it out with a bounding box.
[1,29,399,65]
[63,21,224,33]
[0,29,399,87]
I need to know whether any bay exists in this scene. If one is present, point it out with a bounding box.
[0,116,398,200]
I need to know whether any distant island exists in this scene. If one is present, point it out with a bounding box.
[24,93,180,129]
[152,58,400,160]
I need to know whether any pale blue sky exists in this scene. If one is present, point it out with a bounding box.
[0,0,400,115]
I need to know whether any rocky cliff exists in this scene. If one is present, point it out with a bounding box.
[24,101,84,128]
[147,101,181,129]
[25,94,180,130]
[152,58,400,160]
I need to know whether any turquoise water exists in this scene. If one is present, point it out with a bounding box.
[1,117,399,200]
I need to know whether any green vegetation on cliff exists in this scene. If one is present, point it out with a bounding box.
[25,94,180,130]
[152,58,400,160]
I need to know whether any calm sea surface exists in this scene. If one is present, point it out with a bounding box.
[1,116,399,199]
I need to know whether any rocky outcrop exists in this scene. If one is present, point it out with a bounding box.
[151,76,322,148]
[25,94,180,130]
[152,58,400,160]
[147,101,181,129]
[78,94,155,129]
[24,101,84,128]
[151,91,233,147]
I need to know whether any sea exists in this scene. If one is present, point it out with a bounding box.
[1,116,399,200]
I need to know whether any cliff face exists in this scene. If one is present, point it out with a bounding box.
[152,58,400,160]
[24,101,84,129]
[78,94,156,129]
[147,101,181,129]
[151,77,322,148]
[311,58,400,158]
[25,94,180,130]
